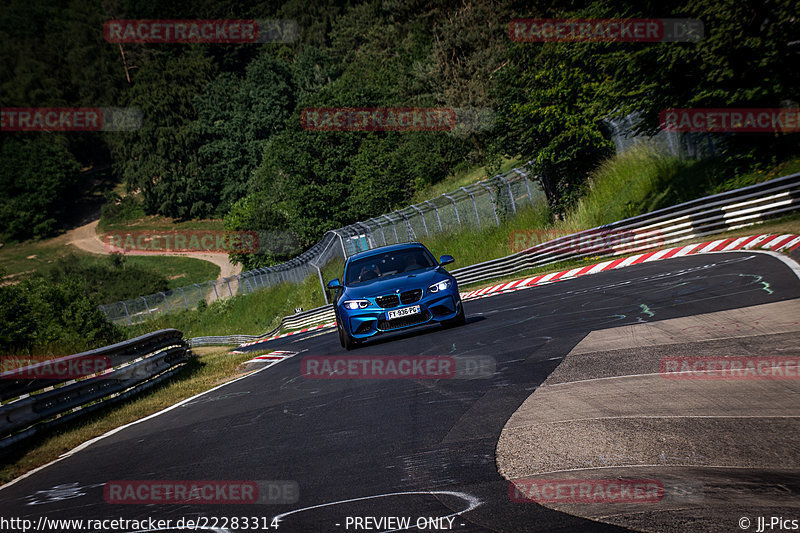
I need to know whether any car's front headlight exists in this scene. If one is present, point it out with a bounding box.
[343,299,369,310]
[428,279,452,293]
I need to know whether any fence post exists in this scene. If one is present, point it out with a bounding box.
[371,217,388,245]
[425,200,442,232]
[331,230,347,258]
[480,183,500,225]
[460,187,481,228]
[411,205,429,236]
[141,296,151,316]
[312,262,328,305]
[179,287,188,310]
[121,301,132,326]
[514,168,536,209]
[225,278,233,297]
[194,284,203,303]
[397,210,416,241]
[210,281,218,299]
[443,193,460,226]
[382,214,398,243]
[497,174,517,215]
[160,292,170,313]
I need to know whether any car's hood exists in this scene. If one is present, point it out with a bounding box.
[343,268,446,299]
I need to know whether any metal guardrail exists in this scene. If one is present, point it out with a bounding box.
[0,329,189,450]
[188,305,336,347]
[451,172,800,286]
[200,172,800,339]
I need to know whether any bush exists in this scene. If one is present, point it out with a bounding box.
[0,272,122,355]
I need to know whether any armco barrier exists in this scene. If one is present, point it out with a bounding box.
[451,172,800,285]
[0,329,188,450]
[202,172,800,341]
[188,305,336,347]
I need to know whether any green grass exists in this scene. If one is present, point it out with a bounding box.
[124,273,327,339]
[111,255,220,290]
[0,245,219,289]
[98,214,226,233]
[412,156,523,203]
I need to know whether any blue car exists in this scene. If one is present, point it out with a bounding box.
[327,242,466,350]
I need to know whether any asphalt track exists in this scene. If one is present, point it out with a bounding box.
[1,251,799,533]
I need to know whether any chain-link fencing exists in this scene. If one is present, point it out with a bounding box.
[99,161,540,325]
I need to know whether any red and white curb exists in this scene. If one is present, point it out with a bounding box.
[230,233,799,350]
[460,233,800,301]
[235,350,299,366]
[232,322,337,351]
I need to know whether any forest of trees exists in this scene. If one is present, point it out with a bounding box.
[1,0,798,256]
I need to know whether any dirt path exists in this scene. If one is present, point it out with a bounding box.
[64,220,243,279]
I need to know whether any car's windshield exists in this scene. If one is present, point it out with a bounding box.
[345,248,436,285]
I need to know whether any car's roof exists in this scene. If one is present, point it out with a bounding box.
[347,242,429,262]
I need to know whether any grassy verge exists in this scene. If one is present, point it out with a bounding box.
[0,244,219,289]
[0,346,274,485]
[124,274,328,339]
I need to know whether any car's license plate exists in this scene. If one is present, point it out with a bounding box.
[387,305,420,320]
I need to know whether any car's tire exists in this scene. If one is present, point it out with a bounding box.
[442,302,466,328]
[337,319,359,350]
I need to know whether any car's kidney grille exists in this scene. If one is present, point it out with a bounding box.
[378,309,431,331]
[376,289,422,308]
[376,295,400,308]
[400,289,422,305]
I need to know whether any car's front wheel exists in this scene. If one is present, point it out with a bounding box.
[337,318,359,350]
[442,301,466,328]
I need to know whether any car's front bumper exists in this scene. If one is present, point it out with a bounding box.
[339,289,461,339]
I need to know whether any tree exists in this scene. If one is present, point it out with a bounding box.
[0,137,81,240]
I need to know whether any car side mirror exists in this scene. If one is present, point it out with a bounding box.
[326,278,342,290]
[439,255,454,266]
